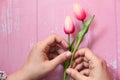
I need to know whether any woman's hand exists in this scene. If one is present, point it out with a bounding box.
[66,48,112,80]
[7,34,72,80]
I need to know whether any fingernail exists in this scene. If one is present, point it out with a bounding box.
[66,51,71,57]
[66,69,71,74]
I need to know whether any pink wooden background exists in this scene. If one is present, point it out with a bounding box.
[0,0,120,80]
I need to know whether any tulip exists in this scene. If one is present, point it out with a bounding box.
[64,16,75,80]
[64,16,75,34]
[63,4,95,80]
[73,3,86,21]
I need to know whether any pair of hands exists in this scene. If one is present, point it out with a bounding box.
[7,34,112,80]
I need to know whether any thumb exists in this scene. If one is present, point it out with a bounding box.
[66,68,87,80]
[50,51,72,68]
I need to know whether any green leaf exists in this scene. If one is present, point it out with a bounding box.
[69,39,75,51]
[78,15,95,40]
[69,15,95,67]
[77,21,86,43]
[86,15,95,28]
[64,39,75,80]
[66,15,95,80]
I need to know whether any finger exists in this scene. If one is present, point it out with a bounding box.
[74,62,89,71]
[84,57,89,63]
[57,48,65,54]
[80,69,90,76]
[48,47,65,60]
[74,52,80,58]
[75,63,84,71]
[49,45,59,53]
[50,51,72,68]
[72,61,76,68]
[48,52,58,60]
[83,62,89,68]
[49,45,65,54]
[76,48,100,65]
[74,57,83,64]
[48,48,65,60]
[43,34,68,48]
[66,68,88,80]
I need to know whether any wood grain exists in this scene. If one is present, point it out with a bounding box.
[0,0,119,80]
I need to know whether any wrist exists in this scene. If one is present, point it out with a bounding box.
[6,67,31,80]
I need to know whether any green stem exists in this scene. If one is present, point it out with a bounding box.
[64,34,71,80]
[69,37,82,67]
[67,40,81,80]
[69,21,85,68]
[67,15,95,80]
[68,34,70,47]
[67,22,85,80]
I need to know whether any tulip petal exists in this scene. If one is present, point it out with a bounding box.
[64,16,75,34]
[73,3,86,21]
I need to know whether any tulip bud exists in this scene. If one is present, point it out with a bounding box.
[64,16,75,34]
[73,3,86,21]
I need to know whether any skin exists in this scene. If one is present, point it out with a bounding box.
[66,48,112,80]
[7,34,72,80]
[6,34,112,80]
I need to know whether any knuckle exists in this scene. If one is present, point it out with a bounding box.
[51,34,57,38]
[32,43,38,49]
[98,59,102,64]
[62,53,67,61]
[100,59,105,63]
[84,48,90,51]
[98,59,106,65]
[70,70,78,78]
[70,71,75,76]
[33,41,42,50]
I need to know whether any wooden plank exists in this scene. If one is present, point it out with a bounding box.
[0,0,118,79]
[0,0,9,71]
[0,0,37,74]
[116,0,120,79]
[38,1,74,80]
[38,0,117,80]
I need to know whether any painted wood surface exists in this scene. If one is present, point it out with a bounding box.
[0,0,120,80]
[117,0,120,79]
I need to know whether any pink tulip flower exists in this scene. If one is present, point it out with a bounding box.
[73,3,86,21]
[64,16,75,34]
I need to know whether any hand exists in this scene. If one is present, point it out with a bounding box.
[7,34,72,80]
[66,48,112,80]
